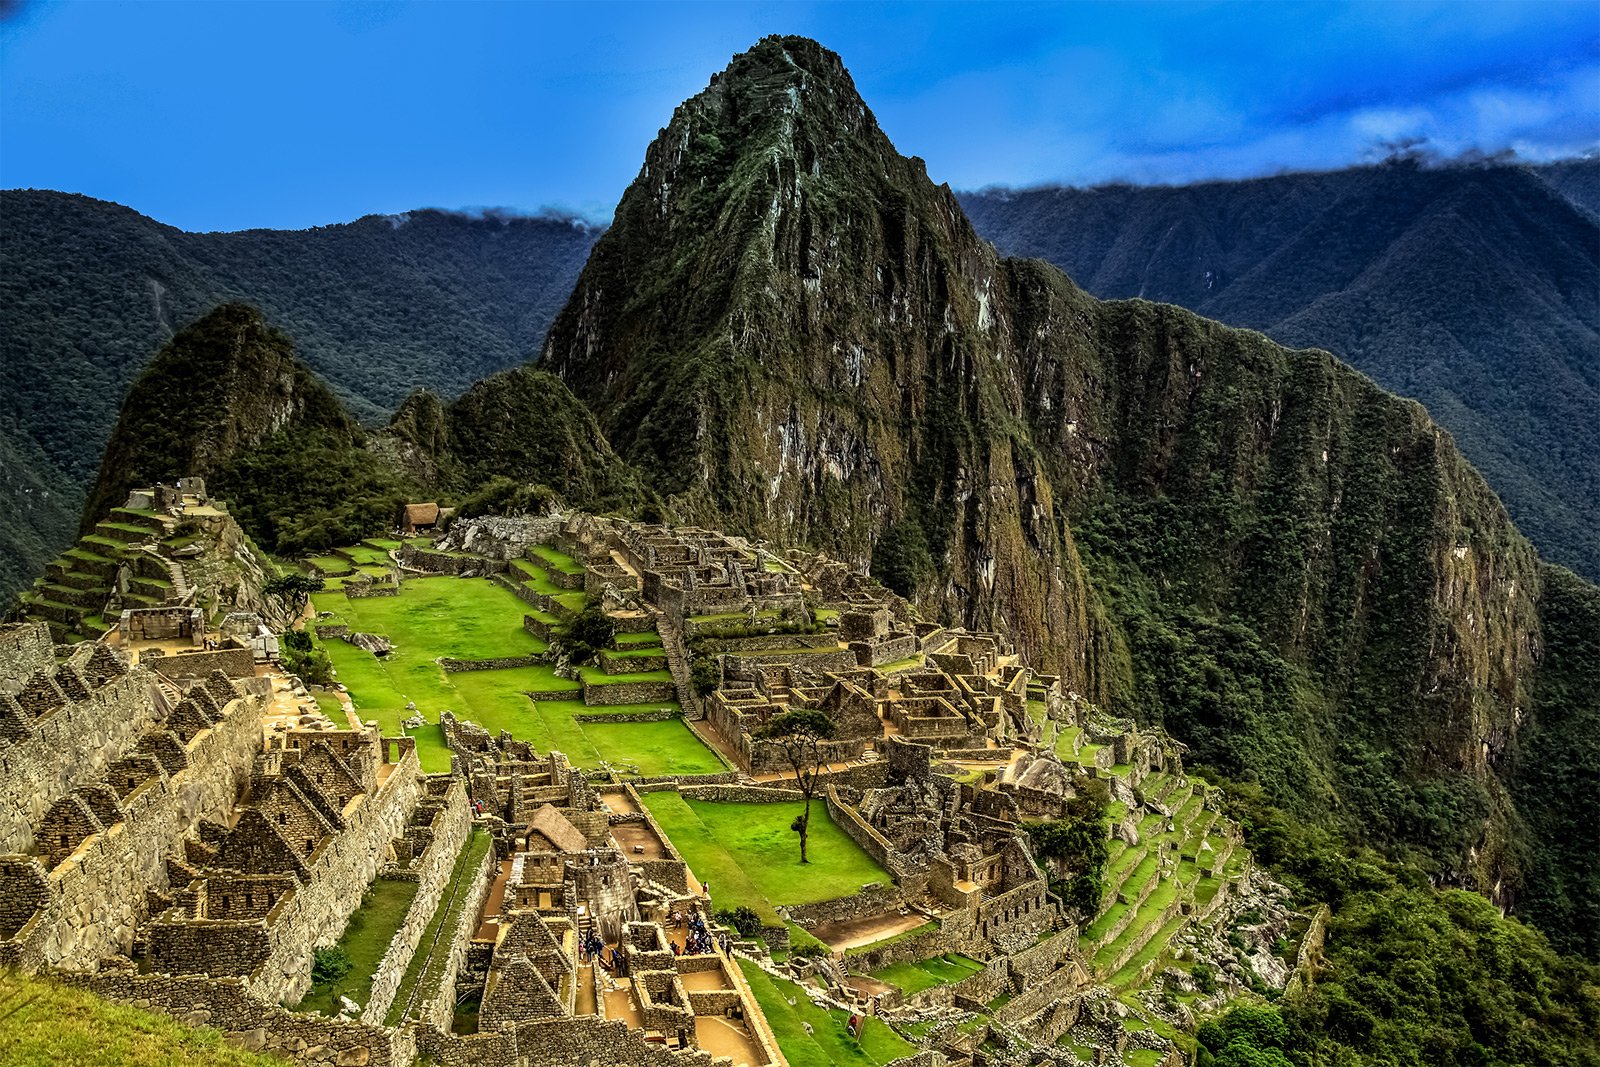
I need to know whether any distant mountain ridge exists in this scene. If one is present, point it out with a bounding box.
[0,190,601,599]
[958,159,1600,583]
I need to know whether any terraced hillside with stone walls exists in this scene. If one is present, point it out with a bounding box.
[306,532,723,779]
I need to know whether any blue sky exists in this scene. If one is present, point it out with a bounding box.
[1,1,1595,232]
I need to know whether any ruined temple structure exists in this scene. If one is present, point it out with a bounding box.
[1,508,1275,1067]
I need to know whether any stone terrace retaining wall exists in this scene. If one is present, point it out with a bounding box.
[67,971,413,1067]
[397,546,508,577]
[438,655,543,673]
[572,708,679,723]
[787,882,906,928]
[150,647,257,680]
[843,923,954,974]
[361,777,471,1025]
[579,678,676,705]
[344,584,399,599]
[679,784,807,804]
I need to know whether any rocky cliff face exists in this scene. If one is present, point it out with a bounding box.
[542,37,1112,696]
[541,37,1586,906]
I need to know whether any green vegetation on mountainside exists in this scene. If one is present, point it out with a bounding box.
[384,366,651,515]
[1208,784,1600,1067]
[0,192,600,602]
[1508,565,1600,959]
[959,161,1600,585]
[81,303,410,556]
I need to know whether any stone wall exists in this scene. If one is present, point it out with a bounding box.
[0,650,157,855]
[397,547,508,578]
[405,835,497,1031]
[244,749,425,1004]
[151,647,257,681]
[68,971,414,1067]
[824,786,921,881]
[0,689,265,971]
[0,623,55,696]
[416,1013,720,1067]
[361,777,471,1025]
[438,655,543,673]
[579,679,677,706]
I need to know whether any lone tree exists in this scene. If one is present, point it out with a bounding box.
[755,708,835,863]
[265,572,325,616]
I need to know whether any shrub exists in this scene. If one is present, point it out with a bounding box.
[311,945,352,985]
[717,906,763,937]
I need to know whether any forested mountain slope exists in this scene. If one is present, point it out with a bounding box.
[0,191,599,597]
[958,161,1600,584]
[539,36,1598,952]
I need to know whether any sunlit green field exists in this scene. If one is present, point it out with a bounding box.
[310,575,720,776]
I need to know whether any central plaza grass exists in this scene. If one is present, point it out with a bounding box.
[297,877,419,1015]
[642,793,888,920]
[739,960,914,1067]
[310,575,722,777]
[316,577,545,659]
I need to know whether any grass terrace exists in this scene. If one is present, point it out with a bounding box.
[868,953,985,996]
[642,793,889,924]
[529,543,584,575]
[297,877,419,1016]
[508,558,587,613]
[739,960,914,1067]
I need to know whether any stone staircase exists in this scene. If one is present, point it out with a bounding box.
[651,609,703,718]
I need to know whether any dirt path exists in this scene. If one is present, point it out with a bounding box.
[811,911,928,952]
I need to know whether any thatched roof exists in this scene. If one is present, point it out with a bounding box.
[402,502,440,526]
[526,804,587,854]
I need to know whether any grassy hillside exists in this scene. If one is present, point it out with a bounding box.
[0,971,288,1066]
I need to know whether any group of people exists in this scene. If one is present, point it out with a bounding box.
[669,905,731,957]
[579,930,633,978]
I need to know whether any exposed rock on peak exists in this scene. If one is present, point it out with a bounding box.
[537,36,1599,926]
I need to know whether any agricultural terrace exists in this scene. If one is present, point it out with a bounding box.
[641,793,889,937]
[309,565,722,777]
[739,960,914,1067]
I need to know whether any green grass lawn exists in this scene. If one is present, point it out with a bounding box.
[0,972,288,1067]
[310,571,720,776]
[739,960,913,1067]
[869,953,985,996]
[643,794,888,917]
[530,544,584,575]
[614,630,664,646]
[297,877,419,1015]
[317,577,545,659]
[387,829,491,1026]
